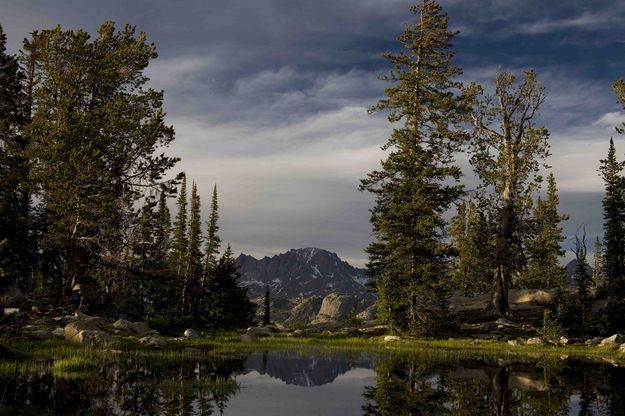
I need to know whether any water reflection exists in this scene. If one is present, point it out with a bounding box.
[1,349,625,415]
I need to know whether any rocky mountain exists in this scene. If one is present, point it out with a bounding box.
[236,248,373,299]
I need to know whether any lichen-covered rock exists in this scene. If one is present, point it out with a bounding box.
[284,296,322,325]
[0,286,25,307]
[526,337,547,346]
[316,293,359,322]
[384,335,400,342]
[139,335,167,348]
[112,319,156,336]
[183,328,198,338]
[619,343,625,353]
[356,304,377,321]
[64,317,108,342]
[599,334,624,348]
[72,330,112,346]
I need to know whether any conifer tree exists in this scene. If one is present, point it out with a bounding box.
[262,285,271,326]
[183,181,202,315]
[203,185,221,275]
[154,190,171,264]
[467,70,551,316]
[22,23,178,303]
[204,244,255,328]
[449,200,492,296]
[592,236,605,294]
[599,138,625,328]
[170,174,188,278]
[520,173,567,288]
[360,0,467,334]
[0,24,30,290]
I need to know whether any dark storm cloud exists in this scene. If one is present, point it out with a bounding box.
[1,0,625,265]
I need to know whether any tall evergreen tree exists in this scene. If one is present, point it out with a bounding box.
[592,236,605,294]
[598,138,625,327]
[449,200,492,296]
[467,70,551,316]
[170,174,188,278]
[154,189,171,264]
[360,0,467,334]
[203,185,221,275]
[183,181,202,316]
[0,24,30,290]
[520,173,567,288]
[22,23,178,304]
[204,244,255,329]
[262,285,271,326]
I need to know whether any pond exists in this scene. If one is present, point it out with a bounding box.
[1,348,624,415]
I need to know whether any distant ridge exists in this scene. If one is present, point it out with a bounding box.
[236,247,373,299]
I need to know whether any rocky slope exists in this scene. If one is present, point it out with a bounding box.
[236,248,373,299]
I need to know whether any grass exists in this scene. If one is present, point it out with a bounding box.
[2,330,624,377]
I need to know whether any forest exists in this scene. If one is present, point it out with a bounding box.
[1,0,625,341]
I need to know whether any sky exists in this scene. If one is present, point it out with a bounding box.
[2,0,625,266]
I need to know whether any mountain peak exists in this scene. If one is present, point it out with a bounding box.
[235,248,372,299]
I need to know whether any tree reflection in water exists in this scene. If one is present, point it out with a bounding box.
[2,350,625,415]
[362,355,625,416]
[0,354,245,415]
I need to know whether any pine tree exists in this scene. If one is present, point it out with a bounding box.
[592,236,605,294]
[520,173,567,288]
[449,200,493,296]
[467,70,551,316]
[170,174,188,278]
[360,0,467,334]
[262,285,271,326]
[0,24,30,291]
[598,138,625,328]
[183,181,202,316]
[22,23,178,304]
[154,189,171,265]
[204,244,255,329]
[203,185,221,275]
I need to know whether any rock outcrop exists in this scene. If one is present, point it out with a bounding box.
[284,296,323,325]
[315,293,359,322]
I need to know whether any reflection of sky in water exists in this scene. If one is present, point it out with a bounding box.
[226,367,375,416]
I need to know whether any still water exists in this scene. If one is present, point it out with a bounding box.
[1,348,624,415]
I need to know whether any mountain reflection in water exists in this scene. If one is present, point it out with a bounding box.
[1,349,624,415]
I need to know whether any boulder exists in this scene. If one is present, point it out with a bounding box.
[112,319,156,336]
[559,336,569,346]
[184,328,198,339]
[359,325,389,336]
[51,328,65,338]
[240,334,255,342]
[510,289,556,306]
[284,296,322,325]
[585,336,604,346]
[599,334,624,348]
[316,293,359,322]
[384,335,400,342]
[64,317,108,342]
[139,335,167,349]
[526,337,547,346]
[246,326,275,337]
[619,343,625,353]
[508,340,521,347]
[29,330,53,340]
[356,304,377,321]
[3,308,21,315]
[72,330,112,346]
[0,286,25,307]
